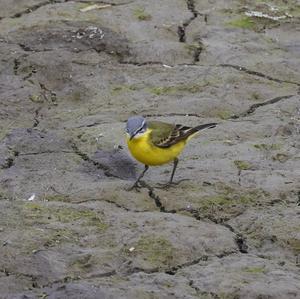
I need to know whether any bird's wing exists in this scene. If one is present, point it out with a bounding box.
[148,121,193,148]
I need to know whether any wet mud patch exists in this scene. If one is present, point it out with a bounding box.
[0,128,134,200]
[228,206,300,264]
[7,22,131,60]
[1,0,300,297]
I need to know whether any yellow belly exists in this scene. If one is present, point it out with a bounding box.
[127,131,186,166]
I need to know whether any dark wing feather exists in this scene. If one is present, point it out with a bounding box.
[148,121,217,148]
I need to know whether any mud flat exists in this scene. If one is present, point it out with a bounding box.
[0,0,299,298]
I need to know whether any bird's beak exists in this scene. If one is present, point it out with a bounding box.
[129,133,135,140]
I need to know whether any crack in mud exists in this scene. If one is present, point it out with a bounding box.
[18,150,74,156]
[39,82,57,104]
[99,199,151,213]
[219,64,300,86]
[230,94,296,119]
[119,60,170,66]
[192,42,203,62]
[105,58,300,88]
[0,268,39,288]
[1,151,19,169]
[128,256,209,276]
[71,143,122,179]
[129,251,236,277]
[144,94,296,122]
[11,0,65,19]
[76,0,136,6]
[176,0,205,62]
[165,255,208,275]
[138,181,176,213]
[32,107,42,128]
[13,58,20,75]
[85,270,117,279]
[133,183,246,254]
[177,206,248,254]
[188,282,220,299]
[117,62,300,88]
[221,223,248,253]
[177,0,198,43]
[34,269,117,290]
[143,112,202,118]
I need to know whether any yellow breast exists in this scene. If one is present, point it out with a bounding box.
[126,130,186,166]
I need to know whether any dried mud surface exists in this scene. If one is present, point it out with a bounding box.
[0,0,300,298]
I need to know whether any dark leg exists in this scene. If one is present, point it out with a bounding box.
[128,165,149,190]
[169,157,179,183]
[157,158,185,189]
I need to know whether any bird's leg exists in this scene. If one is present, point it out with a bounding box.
[169,157,178,184]
[157,158,187,189]
[128,165,149,190]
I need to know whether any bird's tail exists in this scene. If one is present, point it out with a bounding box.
[184,123,217,141]
[192,123,217,132]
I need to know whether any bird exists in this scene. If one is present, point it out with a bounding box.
[125,116,217,189]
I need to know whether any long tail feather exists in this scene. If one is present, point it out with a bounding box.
[192,123,217,132]
[180,122,217,141]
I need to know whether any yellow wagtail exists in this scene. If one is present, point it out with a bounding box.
[126,116,217,189]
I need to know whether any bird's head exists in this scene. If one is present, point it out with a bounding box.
[126,116,148,140]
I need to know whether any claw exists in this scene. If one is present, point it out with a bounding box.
[156,179,189,189]
[126,179,149,192]
[126,182,142,192]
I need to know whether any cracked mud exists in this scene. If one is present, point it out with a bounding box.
[0,0,300,298]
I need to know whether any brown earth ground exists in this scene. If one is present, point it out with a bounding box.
[0,0,300,298]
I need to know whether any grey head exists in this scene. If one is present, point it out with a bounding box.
[126,116,147,140]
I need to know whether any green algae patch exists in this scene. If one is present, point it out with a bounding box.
[29,94,44,103]
[148,83,207,96]
[44,194,71,202]
[128,235,175,268]
[250,91,263,101]
[287,238,300,254]
[133,8,152,21]
[234,160,252,170]
[43,228,79,248]
[227,17,256,30]
[215,110,233,120]
[201,192,257,208]
[227,15,279,32]
[111,84,140,95]
[196,185,269,221]
[272,153,289,163]
[22,202,108,231]
[253,143,282,151]
[243,266,266,274]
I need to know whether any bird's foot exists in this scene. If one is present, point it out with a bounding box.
[156,179,189,189]
[126,180,146,192]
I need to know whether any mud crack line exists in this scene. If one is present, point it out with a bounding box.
[40,270,117,289]
[165,256,208,275]
[230,94,296,119]
[127,256,208,276]
[177,0,204,62]
[11,0,66,18]
[131,183,248,254]
[219,64,300,86]
[221,223,248,253]
[138,181,176,213]
[143,112,202,118]
[178,0,198,42]
[0,150,19,169]
[71,143,122,179]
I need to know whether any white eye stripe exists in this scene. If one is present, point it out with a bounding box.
[133,121,146,135]
[134,127,144,135]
